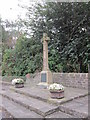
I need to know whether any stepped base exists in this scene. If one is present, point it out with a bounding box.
[41,70,53,84]
[1,81,89,119]
[37,82,49,89]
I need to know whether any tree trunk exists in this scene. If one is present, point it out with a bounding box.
[80,61,83,73]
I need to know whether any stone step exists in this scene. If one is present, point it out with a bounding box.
[10,86,49,103]
[59,96,88,118]
[46,110,75,118]
[1,95,75,119]
[2,106,14,119]
[1,90,59,117]
[10,85,88,106]
[2,96,43,118]
[2,81,12,86]
[1,83,88,118]
[0,106,2,120]
[0,95,14,119]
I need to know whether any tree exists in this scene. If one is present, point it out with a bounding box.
[2,2,90,75]
[2,35,43,76]
[25,2,90,72]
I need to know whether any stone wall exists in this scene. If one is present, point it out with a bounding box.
[52,73,88,89]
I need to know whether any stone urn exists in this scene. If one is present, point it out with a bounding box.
[49,83,64,99]
[50,90,64,99]
[15,83,24,88]
[12,78,24,88]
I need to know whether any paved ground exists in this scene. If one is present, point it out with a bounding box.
[0,80,89,119]
[0,107,2,120]
[10,82,88,104]
[60,96,88,118]
[0,106,14,119]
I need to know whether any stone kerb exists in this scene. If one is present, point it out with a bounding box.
[53,73,88,89]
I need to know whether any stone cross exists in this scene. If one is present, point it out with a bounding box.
[40,33,52,85]
[41,33,50,71]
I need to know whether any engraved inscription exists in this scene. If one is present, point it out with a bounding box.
[41,73,46,82]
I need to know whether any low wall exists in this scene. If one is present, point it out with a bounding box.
[2,73,88,89]
[52,73,88,89]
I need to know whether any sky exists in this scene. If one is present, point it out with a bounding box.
[0,0,46,22]
[0,0,30,21]
[0,0,88,21]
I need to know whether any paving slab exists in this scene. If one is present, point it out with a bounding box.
[1,94,42,119]
[1,89,76,119]
[0,107,2,120]
[73,96,88,104]
[2,97,43,118]
[1,89,59,117]
[10,84,88,105]
[59,96,89,118]
[45,111,75,118]
[2,107,14,119]
[1,82,89,119]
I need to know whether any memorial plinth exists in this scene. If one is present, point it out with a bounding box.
[39,33,52,87]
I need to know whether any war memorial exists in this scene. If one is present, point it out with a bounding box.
[0,33,89,119]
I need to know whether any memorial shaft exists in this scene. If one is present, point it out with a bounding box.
[43,39,49,71]
[40,33,52,85]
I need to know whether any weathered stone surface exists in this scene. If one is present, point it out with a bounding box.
[1,72,88,89]
[41,33,52,84]
[0,101,13,119]
[73,96,88,104]
[2,97,43,118]
[45,111,75,118]
[1,82,89,119]
[10,85,88,105]
[2,107,14,119]
[11,85,51,102]
[53,73,88,89]
[41,33,50,71]
[0,107,2,120]
[1,89,59,117]
[59,96,89,118]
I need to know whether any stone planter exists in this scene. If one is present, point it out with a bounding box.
[15,83,24,88]
[50,90,64,99]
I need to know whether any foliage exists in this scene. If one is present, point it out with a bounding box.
[49,83,64,91]
[2,35,43,76]
[25,2,90,72]
[2,2,90,75]
[12,78,24,85]
[2,49,15,75]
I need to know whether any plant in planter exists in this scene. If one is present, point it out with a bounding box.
[12,78,24,88]
[48,83,65,99]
